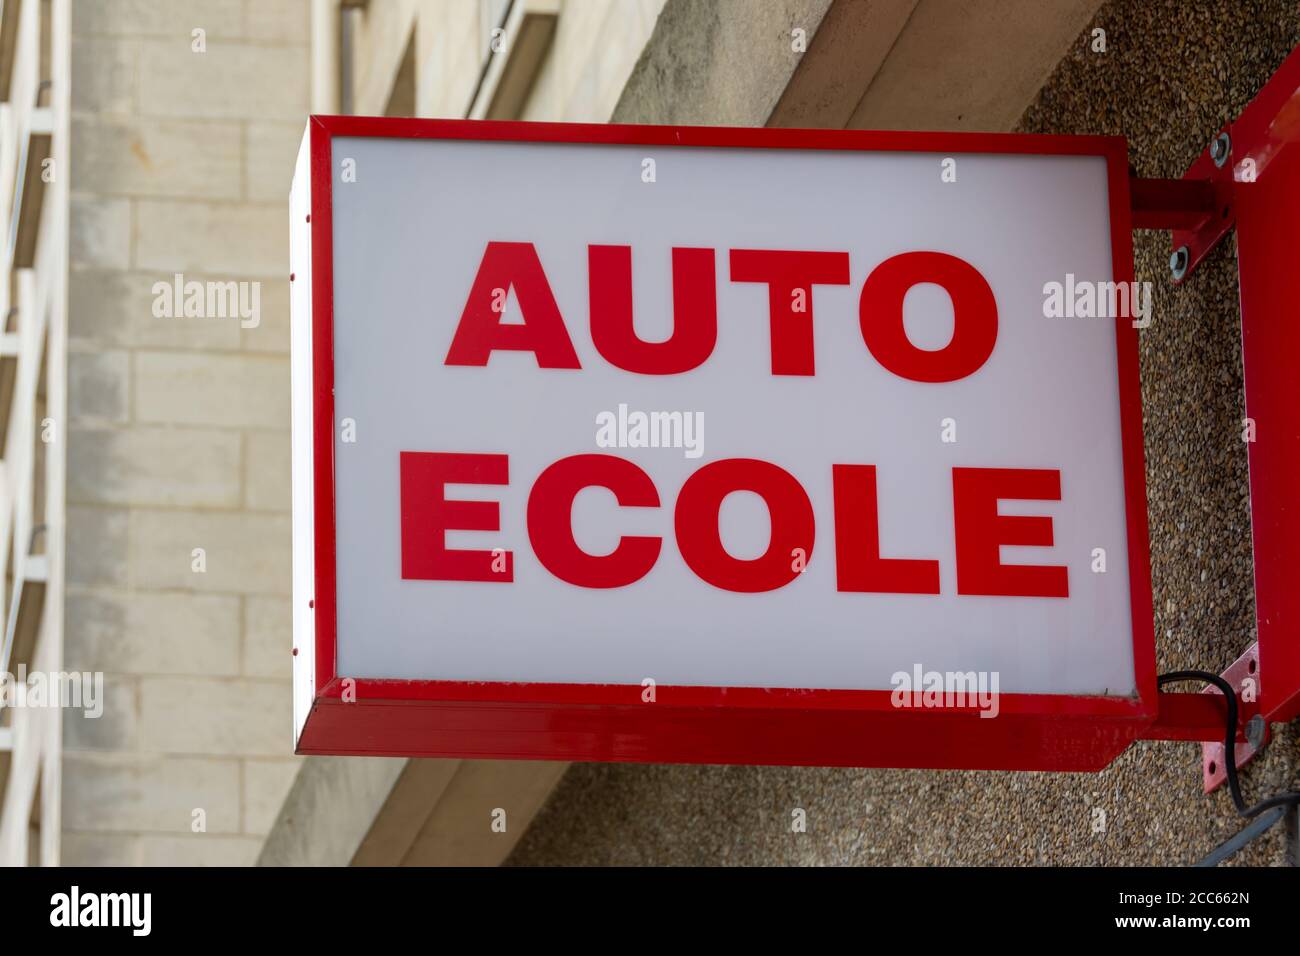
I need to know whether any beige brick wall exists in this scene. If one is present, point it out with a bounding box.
[63,0,308,866]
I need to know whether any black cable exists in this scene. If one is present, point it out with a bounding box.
[1193,806,1287,867]
[1157,669,1300,818]
[1157,670,1247,813]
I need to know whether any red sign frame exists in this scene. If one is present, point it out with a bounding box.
[292,115,1156,770]
[1225,48,1300,725]
[1145,43,1300,731]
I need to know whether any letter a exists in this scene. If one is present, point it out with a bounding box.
[445,242,581,368]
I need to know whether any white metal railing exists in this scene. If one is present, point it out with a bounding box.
[0,0,67,868]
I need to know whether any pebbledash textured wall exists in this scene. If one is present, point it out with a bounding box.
[508,0,1300,866]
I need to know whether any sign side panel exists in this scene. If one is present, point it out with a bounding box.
[290,123,317,746]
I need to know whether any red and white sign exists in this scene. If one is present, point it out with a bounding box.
[289,117,1155,769]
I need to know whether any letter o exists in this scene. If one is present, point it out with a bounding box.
[859,251,997,382]
[674,459,814,593]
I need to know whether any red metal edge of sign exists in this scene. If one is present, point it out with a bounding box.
[296,115,1157,770]
[1167,43,1300,725]
[1230,45,1300,725]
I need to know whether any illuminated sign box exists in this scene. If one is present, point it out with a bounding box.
[289,117,1154,770]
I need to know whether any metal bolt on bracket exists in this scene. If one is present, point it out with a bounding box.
[1170,245,1190,281]
[1210,131,1232,168]
[1246,714,1267,749]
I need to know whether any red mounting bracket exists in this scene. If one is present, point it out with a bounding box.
[1132,42,1300,763]
[1127,131,1235,283]
[1171,130,1237,284]
[1202,643,1267,793]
